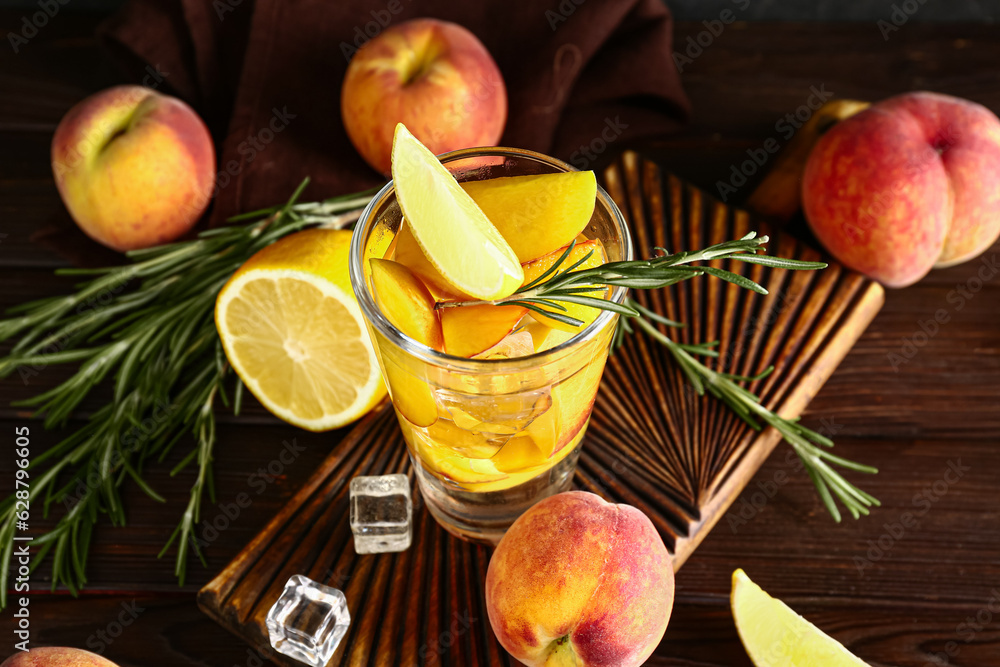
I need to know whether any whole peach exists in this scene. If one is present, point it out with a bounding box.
[341,18,506,175]
[52,85,215,252]
[1,647,119,667]
[486,491,674,666]
[802,91,1000,287]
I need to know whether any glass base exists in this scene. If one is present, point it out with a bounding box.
[414,441,583,545]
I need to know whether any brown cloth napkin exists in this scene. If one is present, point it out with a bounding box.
[99,0,689,218]
[44,0,689,262]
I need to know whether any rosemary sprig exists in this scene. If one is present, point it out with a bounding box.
[625,299,879,522]
[0,180,376,605]
[440,234,878,521]
[435,233,826,327]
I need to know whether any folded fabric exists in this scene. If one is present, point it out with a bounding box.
[41,0,689,263]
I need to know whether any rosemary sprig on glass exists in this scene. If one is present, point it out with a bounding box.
[0,181,376,606]
[438,234,879,521]
[436,233,810,324]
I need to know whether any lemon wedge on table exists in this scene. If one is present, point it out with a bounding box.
[390,122,523,300]
[215,229,386,431]
[731,569,871,667]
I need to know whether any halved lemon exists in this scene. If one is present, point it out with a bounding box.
[390,123,523,300]
[731,569,870,667]
[215,229,386,431]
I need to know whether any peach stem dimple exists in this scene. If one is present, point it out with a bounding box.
[544,635,578,666]
[401,41,440,86]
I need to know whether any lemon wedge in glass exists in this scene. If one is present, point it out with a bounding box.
[390,123,523,300]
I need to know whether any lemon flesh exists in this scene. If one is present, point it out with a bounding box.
[731,569,870,667]
[390,123,523,300]
[215,229,386,431]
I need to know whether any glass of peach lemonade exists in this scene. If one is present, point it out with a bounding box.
[349,126,632,544]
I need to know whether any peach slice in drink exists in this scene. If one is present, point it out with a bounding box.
[492,435,550,473]
[381,358,437,427]
[526,344,609,458]
[520,239,610,332]
[370,258,443,349]
[369,258,442,427]
[440,303,528,357]
[411,431,508,484]
[435,457,510,485]
[460,171,597,263]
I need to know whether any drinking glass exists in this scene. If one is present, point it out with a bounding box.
[349,146,632,544]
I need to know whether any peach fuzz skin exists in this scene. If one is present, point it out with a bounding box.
[486,492,674,667]
[803,91,1000,288]
[1,647,119,667]
[341,18,506,175]
[52,85,215,252]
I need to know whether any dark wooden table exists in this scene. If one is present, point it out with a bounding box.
[2,13,998,667]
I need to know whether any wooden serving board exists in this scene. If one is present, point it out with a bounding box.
[198,152,884,666]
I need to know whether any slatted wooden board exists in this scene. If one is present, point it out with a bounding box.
[197,152,884,666]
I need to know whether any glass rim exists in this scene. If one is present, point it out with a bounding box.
[348,145,634,372]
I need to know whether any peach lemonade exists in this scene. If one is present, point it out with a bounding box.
[349,125,632,543]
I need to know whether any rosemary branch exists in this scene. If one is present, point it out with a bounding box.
[624,300,879,521]
[441,234,879,521]
[435,233,826,327]
[0,180,376,605]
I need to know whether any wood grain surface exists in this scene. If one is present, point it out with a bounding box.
[1,13,998,667]
[197,154,883,665]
